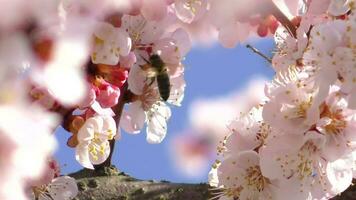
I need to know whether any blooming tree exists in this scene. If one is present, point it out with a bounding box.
[0,0,355,200]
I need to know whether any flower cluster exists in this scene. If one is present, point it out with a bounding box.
[209,1,356,200]
[0,0,355,200]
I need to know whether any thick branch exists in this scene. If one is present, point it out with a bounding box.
[71,167,210,200]
[70,166,355,200]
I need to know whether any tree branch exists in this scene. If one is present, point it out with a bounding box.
[245,44,272,63]
[268,0,297,38]
[94,81,129,171]
[71,167,211,200]
[70,166,355,200]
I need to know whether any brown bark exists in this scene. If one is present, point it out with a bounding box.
[70,166,356,200]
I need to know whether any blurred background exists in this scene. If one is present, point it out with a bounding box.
[55,38,275,183]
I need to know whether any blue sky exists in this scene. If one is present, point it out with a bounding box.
[55,38,275,183]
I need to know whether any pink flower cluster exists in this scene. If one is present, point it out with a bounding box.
[209,1,356,200]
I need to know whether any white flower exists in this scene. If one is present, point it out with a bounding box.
[226,106,275,154]
[121,97,172,144]
[75,115,116,169]
[213,151,278,200]
[302,20,347,101]
[91,22,132,65]
[31,176,78,200]
[273,26,308,72]
[173,0,208,24]
[260,131,353,200]
[121,14,170,46]
[316,91,356,161]
[263,69,320,135]
[122,79,174,143]
[146,101,172,143]
[328,0,351,16]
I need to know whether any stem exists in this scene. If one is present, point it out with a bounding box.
[94,82,129,171]
[268,0,297,38]
[245,44,272,63]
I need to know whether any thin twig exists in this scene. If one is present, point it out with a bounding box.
[245,44,272,63]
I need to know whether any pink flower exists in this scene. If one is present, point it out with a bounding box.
[92,78,121,108]
[211,151,278,200]
[226,106,275,154]
[316,91,356,161]
[260,131,353,199]
[272,26,308,72]
[263,69,320,135]
[303,20,347,96]
[121,13,177,47]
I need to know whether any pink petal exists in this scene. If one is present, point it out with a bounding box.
[141,0,168,21]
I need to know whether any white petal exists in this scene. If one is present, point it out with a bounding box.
[175,0,207,23]
[49,176,78,200]
[328,0,350,16]
[121,101,146,134]
[171,28,191,57]
[117,29,132,57]
[128,64,146,95]
[218,21,239,48]
[146,102,171,143]
[102,115,117,137]
[218,21,250,48]
[167,74,186,106]
[91,101,115,116]
[326,155,353,195]
[141,0,168,21]
[75,143,94,169]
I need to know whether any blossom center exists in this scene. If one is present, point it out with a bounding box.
[284,97,313,119]
[256,122,271,147]
[184,0,202,14]
[320,105,347,135]
[88,132,111,161]
[244,165,267,191]
[296,141,320,180]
